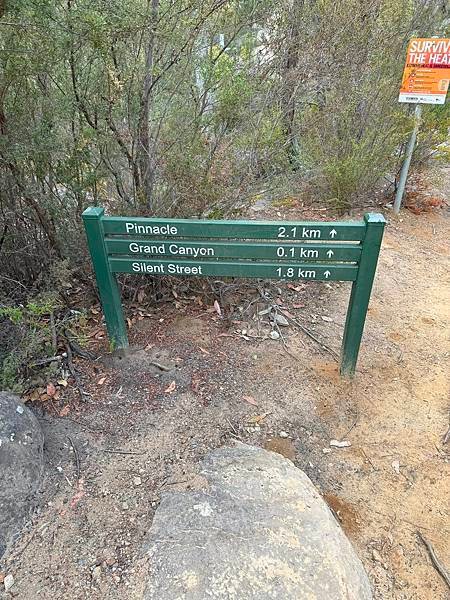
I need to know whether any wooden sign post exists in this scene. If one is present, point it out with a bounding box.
[83,208,385,377]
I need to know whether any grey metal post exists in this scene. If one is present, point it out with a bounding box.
[393,104,422,214]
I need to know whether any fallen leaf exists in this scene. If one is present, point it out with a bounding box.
[126,318,132,328]
[214,300,222,317]
[164,381,176,394]
[70,478,85,509]
[137,289,145,303]
[292,303,305,309]
[247,413,269,424]
[57,379,68,387]
[90,307,100,315]
[243,395,258,406]
[199,347,210,355]
[59,405,70,417]
[46,382,56,397]
[321,316,333,322]
[281,309,294,319]
[97,376,107,385]
[191,375,202,393]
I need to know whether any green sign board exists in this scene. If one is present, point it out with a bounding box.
[82,208,386,376]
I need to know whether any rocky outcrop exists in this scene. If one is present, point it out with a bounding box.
[0,392,44,557]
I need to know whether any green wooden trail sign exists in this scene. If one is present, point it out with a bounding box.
[83,208,386,376]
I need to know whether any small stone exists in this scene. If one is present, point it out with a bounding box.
[16,405,24,415]
[391,460,400,474]
[122,502,129,510]
[244,426,261,434]
[269,331,280,340]
[372,549,383,563]
[274,314,289,326]
[133,476,142,487]
[322,448,332,454]
[4,574,14,592]
[92,566,101,580]
[279,431,289,439]
[329,440,351,448]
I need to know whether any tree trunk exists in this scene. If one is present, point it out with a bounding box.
[280,2,302,163]
[136,0,159,210]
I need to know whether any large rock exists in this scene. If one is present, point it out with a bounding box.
[0,392,44,557]
[144,443,372,599]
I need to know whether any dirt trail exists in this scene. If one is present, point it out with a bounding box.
[1,167,449,600]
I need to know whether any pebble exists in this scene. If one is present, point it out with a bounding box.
[372,549,383,563]
[279,431,289,438]
[4,574,14,592]
[244,426,261,434]
[122,502,129,510]
[16,405,24,415]
[269,331,280,340]
[133,476,142,487]
[274,314,289,326]
[329,439,351,448]
[92,566,101,580]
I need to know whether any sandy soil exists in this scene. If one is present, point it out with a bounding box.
[1,166,449,599]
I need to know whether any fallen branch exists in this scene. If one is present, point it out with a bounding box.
[29,355,62,368]
[65,344,89,401]
[149,361,172,371]
[284,315,340,361]
[417,531,450,590]
[63,328,97,361]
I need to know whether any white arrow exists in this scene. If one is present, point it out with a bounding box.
[324,270,331,278]
[330,229,337,238]
[326,249,334,258]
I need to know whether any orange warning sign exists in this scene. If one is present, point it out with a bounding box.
[399,38,450,104]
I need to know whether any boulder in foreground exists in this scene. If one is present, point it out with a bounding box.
[143,443,372,599]
[0,392,44,558]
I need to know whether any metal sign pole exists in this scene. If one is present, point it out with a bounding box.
[393,103,422,214]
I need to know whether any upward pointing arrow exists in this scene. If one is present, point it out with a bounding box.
[326,249,334,258]
[330,229,337,238]
[324,270,331,278]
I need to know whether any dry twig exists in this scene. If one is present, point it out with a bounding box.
[67,435,81,480]
[416,531,450,590]
[102,449,145,456]
[65,344,89,401]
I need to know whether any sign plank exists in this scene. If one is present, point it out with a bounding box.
[108,257,358,281]
[398,38,450,104]
[103,217,365,241]
[105,238,362,262]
